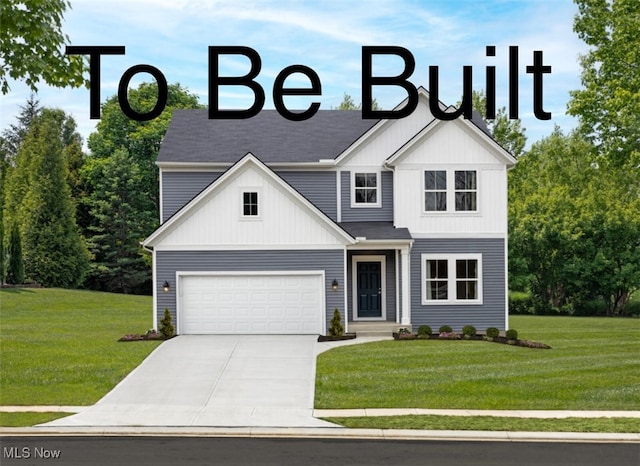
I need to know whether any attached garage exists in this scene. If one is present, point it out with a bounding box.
[178,272,325,334]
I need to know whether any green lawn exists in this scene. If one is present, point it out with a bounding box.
[0,412,73,427]
[315,316,640,410]
[325,416,640,433]
[0,288,160,406]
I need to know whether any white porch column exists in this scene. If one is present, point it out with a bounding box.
[400,247,411,325]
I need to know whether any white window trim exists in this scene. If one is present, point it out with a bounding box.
[239,187,262,220]
[351,170,381,208]
[454,170,479,213]
[421,169,480,215]
[423,169,448,213]
[421,253,483,305]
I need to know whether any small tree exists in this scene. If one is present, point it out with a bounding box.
[160,308,175,338]
[6,221,24,284]
[329,308,344,337]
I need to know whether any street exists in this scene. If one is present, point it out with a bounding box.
[1,436,638,466]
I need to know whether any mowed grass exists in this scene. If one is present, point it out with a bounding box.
[315,316,640,410]
[325,416,640,433]
[0,288,159,405]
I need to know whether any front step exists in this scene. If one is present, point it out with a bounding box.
[347,321,410,337]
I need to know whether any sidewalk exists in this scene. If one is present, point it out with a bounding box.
[2,406,640,418]
[3,405,639,443]
[313,408,640,419]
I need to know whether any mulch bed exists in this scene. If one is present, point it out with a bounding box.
[118,332,174,342]
[318,333,357,342]
[392,332,551,349]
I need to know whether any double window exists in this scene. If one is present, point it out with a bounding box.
[422,254,482,304]
[424,170,477,213]
[352,172,380,207]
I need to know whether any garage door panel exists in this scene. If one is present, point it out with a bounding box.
[179,273,323,334]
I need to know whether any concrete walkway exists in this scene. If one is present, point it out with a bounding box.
[2,405,639,418]
[36,335,335,428]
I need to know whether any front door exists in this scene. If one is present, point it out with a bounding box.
[357,261,382,318]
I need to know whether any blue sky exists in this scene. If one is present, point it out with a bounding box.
[1,0,587,149]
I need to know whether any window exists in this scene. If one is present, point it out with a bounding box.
[425,259,448,300]
[424,170,447,211]
[242,191,258,216]
[353,172,379,206]
[456,259,478,300]
[421,254,482,304]
[454,170,477,211]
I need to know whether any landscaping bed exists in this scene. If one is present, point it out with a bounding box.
[391,331,551,349]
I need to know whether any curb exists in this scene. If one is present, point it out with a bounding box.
[1,426,639,443]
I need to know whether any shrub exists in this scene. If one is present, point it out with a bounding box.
[485,327,500,341]
[438,325,452,334]
[508,292,533,315]
[462,325,476,337]
[625,300,640,317]
[160,308,175,338]
[417,325,432,336]
[505,329,518,341]
[329,308,344,337]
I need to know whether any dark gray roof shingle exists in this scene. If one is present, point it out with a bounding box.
[158,109,378,163]
[338,222,412,240]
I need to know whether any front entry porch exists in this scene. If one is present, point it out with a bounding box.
[345,245,412,330]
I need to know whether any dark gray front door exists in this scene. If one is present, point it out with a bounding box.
[357,261,382,318]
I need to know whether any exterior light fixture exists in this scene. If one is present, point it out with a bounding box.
[332,279,339,291]
[163,281,170,293]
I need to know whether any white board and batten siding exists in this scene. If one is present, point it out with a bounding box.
[393,121,509,236]
[178,272,325,334]
[339,97,435,169]
[155,164,346,249]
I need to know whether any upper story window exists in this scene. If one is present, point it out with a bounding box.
[352,172,380,207]
[242,191,259,217]
[422,254,483,305]
[424,170,447,211]
[423,169,478,214]
[455,170,477,211]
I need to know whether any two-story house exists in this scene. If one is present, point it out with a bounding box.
[142,87,516,335]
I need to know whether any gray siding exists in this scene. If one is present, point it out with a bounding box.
[410,238,506,330]
[341,171,393,222]
[156,249,345,334]
[346,250,397,322]
[162,170,337,223]
[162,171,222,222]
[277,171,337,221]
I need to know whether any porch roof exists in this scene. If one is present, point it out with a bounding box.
[338,222,412,241]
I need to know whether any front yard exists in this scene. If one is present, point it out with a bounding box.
[1,289,638,431]
[315,316,640,411]
[0,288,159,406]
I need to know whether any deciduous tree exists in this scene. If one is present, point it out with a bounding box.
[0,0,86,94]
[567,0,640,168]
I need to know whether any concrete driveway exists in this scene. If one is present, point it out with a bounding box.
[45,335,337,428]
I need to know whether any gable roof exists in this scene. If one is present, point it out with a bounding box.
[157,109,378,164]
[143,153,356,248]
[385,110,517,168]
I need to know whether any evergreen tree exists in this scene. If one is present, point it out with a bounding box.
[6,221,24,284]
[17,109,89,287]
[82,149,154,294]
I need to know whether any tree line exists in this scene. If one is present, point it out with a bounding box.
[0,85,201,294]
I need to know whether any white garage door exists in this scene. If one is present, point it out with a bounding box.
[179,273,324,334]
